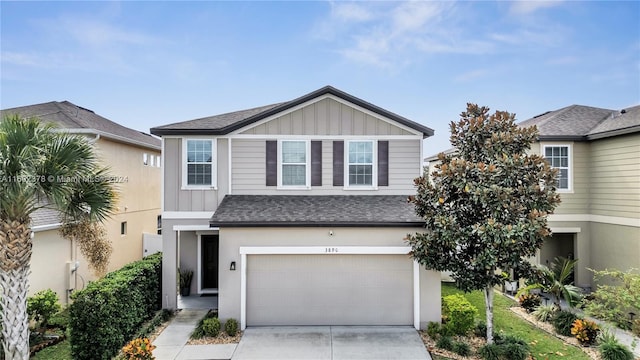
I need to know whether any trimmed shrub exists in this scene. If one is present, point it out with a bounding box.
[442,294,478,335]
[553,310,580,336]
[518,293,541,313]
[426,321,441,339]
[452,341,471,356]
[192,311,217,339]
[598,330,634,360]
[27,289,61,331]
[202,318,221,337]
[478,343,502,360]
[436,336,453,351]
[225,318,239,337]
[69,252,162,360]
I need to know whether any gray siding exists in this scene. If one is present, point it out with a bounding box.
[589,133,640,219]
[240,98,414,136]
[231,139,421,195]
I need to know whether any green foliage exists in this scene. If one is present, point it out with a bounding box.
[598,329,634,360]
[442,294,478,335]
[191,311,218,339]
[452,341,471,356]
[528,257,583,309]
[436,335,453,351]
[479,335,530,360]
[478,343,502,360]
[68,252,162,360]
[552,310,581,336]
[202,318,221,337]
[571,319,599,346]
[224,318,239,337]
[27,289,61,330]
[517,293,541,312]
[134,309,174,339]
[583,268,640,331]
[474,321,487,338]
[179,268,194,288]
[426,321,441,339]
[531,304,557,322]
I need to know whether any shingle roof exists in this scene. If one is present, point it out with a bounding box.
[1,101,161,150]
[30,207,62,228]
[588,104,640,139]
[209,195,424,227]
[151,85,434,138]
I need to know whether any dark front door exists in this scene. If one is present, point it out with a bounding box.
[201,235,219,290]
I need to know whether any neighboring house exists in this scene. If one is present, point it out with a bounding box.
[426,104,640,289]
[150,85,441,330]
[1,101,162,303]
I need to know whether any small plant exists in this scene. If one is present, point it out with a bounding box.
[426,321,441,339]
[531,304,557,322]
[518,293,541,313]
[436,335,454,351]
[122,337,156,360]
[224,318,239,337]
[553,310,580,336]
[474,321,487,338]
[598,329,634,360]
[478,343,502,360]
[442,294,478,335]
[571,318,599,346]
[179,268,194,296]
[632,318,640,337]
[191,311,217,339]
[27,289,62,332]
[452,341,471,356]
[202,318,221,337]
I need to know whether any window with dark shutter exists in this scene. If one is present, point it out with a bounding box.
[266,140,277,186]
[378,140,389,186]
[311,141,322,186]
[333,141,344,186]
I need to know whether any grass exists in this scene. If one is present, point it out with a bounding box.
[441,283,589,360]
[30,339,71,360]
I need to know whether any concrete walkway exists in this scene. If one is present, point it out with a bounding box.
[152,309,237,360]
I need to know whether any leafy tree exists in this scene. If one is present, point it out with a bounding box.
[407,104,560,343]
[0,115,116,360]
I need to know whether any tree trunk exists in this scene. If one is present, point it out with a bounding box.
[0,219,33,360]
[484,285,494,344]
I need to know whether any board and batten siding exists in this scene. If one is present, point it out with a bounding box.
[231,138,421,195]
[163,138,227,212]
[589,133,640,219]
[240,98,414,136]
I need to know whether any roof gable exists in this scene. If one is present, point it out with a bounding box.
[150,86,434,138]
[1,101,161,150]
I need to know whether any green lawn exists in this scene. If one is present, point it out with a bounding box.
[31,339,71,360]
[441,283,589,360]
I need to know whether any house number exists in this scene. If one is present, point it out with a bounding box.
[325,247,339,253]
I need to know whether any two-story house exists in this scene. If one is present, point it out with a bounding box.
[1,101,162,303]
[426,104,640,290]
[150,86,441,330]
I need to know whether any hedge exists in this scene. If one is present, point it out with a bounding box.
[69,252,162,360]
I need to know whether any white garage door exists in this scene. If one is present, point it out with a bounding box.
[246,254,413,326]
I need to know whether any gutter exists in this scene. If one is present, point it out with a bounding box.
[54,128,161,151]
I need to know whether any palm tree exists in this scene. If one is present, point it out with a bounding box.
[0,114,116,360]
[518,256,583,310]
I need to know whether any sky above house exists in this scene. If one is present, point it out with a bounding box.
[1,1,638,156]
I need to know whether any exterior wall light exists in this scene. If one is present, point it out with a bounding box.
[230,261,236,271]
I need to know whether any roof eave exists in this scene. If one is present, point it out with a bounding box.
[209,221,424,228]
[537,135,587,141]
[586,126,640,140]
[62,128,161,150]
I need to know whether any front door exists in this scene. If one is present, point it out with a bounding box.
[201,235,219,292]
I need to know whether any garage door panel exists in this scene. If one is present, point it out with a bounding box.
[247,254,413,326]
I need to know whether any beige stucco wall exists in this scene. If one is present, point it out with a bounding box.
[589,222,640,274]
[217,227,441,329]
[30,229,73,303]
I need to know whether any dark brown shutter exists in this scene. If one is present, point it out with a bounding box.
[378,140,389,186]
[266,141,277,186]
[333,141,344,186]
[311,141,322,186]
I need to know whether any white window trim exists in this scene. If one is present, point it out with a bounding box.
[277,140,311,189]
[182,138,217,190]
[238,246,420,331]
[542,143,572,193]
[344,140,377,190]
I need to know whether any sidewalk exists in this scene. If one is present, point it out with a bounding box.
[152,309,237,360]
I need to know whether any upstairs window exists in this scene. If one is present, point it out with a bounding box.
[279,140,309,187]
[347,140,375,187]
[184,139,216,188]
[544,145,570,191]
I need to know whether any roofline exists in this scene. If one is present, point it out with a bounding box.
[60,128,161,151]
[586,125,640,140]
[209,221,424,228]
[537,135,588,141]
[151,86,434,138]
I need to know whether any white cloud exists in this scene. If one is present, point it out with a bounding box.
[391,1,443,33]
[510,1,564,15]
[331,2,374,22]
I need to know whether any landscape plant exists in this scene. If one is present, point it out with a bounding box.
[571,319,599,346]
[553,310,581,336]
[518,256,582,310]
[27,289,61,333]
[202,318,221,337]
[517,293,541,312]
[224,318,239,337]
[435,335,453,351]
[583,268,639,331]
[442,294,478,335]
[0,115,116,360]
[531,304,557,322]
[597,329,634,360]
[407,104,561,343]
[121,338,155,360]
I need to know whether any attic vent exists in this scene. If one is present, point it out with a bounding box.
[533,111,551,118]
[620,109,627,114]
[76,105,95,113]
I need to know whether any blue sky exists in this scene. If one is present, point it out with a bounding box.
[1,1,638,156]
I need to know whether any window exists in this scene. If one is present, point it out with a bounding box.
[149,155,155,167]
[279,140,310,187]
[184,139,215,188]
[543,145,570,190]
[143,153,149,166]
[120,221,127,235]
[347,140,375,187]
[157,215,162,235]
[156,155,161,168]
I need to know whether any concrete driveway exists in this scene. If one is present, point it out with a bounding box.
[231,326,431,360]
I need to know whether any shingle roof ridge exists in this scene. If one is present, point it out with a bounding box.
[155,101,286,129]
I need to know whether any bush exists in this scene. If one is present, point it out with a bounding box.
[442,294,478,335]
[224,318,239,337]
[571,319,599,346]
[436,335,453,351]
[632,319,640,337]
[452,341,471,356]
[478,343,502,360]
[474,321,487,338]
[27,289,61,330]
[426,321,441,339]
[583,268,639,331]
[191,311,218,339]
[202,318,221,337]
[531,304,557,322]
[598,329,634,360]
[552,310,581,336]
[49,306,70,330]
[122,337,155,360]
[69,252,162,360]
[518,293,541,313]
